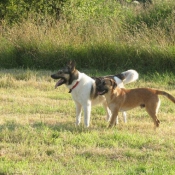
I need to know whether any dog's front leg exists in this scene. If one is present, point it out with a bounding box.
[75,102,82,126]
[102,101,112,121]
[83,101,91,127]
[108,108,119,128]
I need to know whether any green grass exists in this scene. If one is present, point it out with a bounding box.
[0,0,175,72]
[0,69,175,174]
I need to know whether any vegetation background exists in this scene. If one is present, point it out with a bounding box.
[1,0,175,174]
[0,0,175,73]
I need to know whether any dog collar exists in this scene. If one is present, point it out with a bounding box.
[69,81,79,93]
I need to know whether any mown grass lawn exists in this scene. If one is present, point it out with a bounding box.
[0,69,175,175]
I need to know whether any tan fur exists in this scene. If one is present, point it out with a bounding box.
[100,78,175,128]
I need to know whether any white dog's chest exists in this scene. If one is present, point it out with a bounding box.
[69,77,92,104]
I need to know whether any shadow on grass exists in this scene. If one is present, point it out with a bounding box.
[32,120,105,133]
[1,43,175,74]
[0,120,21,131]
[0,119,107,134]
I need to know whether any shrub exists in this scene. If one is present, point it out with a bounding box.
[0,0,64,24]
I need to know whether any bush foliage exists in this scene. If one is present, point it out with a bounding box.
[0,0,175,73]
[0,0,64,24]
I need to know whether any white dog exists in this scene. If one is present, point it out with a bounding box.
[51,61,139,127]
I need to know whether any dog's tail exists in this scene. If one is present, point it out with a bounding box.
[121,69,139,85]
[157,90,175,103]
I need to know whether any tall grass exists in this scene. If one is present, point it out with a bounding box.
[0,0,175,72]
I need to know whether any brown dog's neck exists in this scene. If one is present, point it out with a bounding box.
[103,89,116,104]
[105,87,125,104]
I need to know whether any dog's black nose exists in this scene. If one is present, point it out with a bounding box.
[51,74,55,79]
[96,86,102,91]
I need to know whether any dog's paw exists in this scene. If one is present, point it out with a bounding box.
[108,124,113,128]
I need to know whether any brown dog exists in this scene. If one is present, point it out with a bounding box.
[95,78,175,128]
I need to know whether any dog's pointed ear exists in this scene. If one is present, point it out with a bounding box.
[68,60,76,72]
[95,77,102,85]
[110,79,117,90]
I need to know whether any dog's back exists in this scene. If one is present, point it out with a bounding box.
[116,87,175,111]
[123,88,175,103]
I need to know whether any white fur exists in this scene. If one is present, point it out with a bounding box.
[115,69,139,88]
[114,77,124,88]
[156,99,161,115]
[67,70,139,127]
[122,70,139,85]
[67,72,109,127]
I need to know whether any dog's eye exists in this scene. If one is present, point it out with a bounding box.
[63,68,69,74]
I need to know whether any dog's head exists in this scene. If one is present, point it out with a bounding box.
[51,61,78,88]
[95,78,117,95]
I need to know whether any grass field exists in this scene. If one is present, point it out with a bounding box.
[0,69,175,174]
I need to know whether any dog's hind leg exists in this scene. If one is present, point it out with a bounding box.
[102,101,112,122]
[122,112,127,123]
[115,112,127,125]
[145,100,160,128]
[75,102,82,126]
[147,111,160,128]
[116,116,119,124]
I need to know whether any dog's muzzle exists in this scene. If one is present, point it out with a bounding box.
[96,86,108,95]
